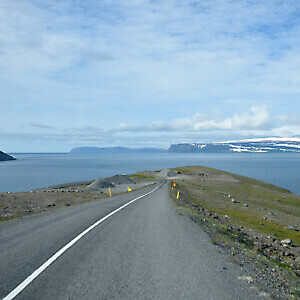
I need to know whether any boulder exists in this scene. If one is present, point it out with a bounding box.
[280,239,292,246]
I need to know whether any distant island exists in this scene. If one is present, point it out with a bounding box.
[168,138,300,153]
[0,151,16,161]
[70,147,167,154]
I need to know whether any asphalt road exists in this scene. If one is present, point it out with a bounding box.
[0,182,264,299]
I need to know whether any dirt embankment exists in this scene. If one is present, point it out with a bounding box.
[168,165,300,299]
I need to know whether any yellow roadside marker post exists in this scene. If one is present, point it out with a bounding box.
[127,187,132,192]
[177,190,180,207]
[109,187,112,197]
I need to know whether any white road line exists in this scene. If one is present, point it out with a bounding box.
[3,183,163,300]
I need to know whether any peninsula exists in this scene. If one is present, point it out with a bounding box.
[0,167,299,297]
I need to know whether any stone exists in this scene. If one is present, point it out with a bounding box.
[283,252,294,257]
[284,226,299,231]
[271,255,281,262]
[281,239,292,245]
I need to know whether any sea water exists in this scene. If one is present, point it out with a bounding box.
[0,153,299,194]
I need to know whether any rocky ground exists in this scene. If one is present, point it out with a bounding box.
[0,174,156,222]
[168,166,300,299]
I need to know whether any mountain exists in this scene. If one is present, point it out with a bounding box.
[0,151,16,161]
[168,143,232,153]
[70,147,167,154]
[168,138,300,153]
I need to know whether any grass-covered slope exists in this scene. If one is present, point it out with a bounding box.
[169,165,300,297]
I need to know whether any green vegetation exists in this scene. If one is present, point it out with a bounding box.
[169,165,300,297]
[129,174,155,180]
[170,165,300,246]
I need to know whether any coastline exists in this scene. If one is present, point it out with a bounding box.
[0,173,157,223]
[1,166,299,297]
[1,152,300,195]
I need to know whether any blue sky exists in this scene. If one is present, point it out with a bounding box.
[1,0,300,152]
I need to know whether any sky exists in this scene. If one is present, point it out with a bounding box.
[1,0,300,152]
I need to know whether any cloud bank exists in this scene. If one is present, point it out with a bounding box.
[2,106,299,151]
[0,0,299,151]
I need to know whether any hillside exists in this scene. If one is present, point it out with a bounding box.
[168,165,300,297]
[0,151,16,161]
[168,137,300,153]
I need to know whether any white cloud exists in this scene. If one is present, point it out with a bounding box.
[278,115,300,125]
[1,106,299,151]
[114,105,272,132]
[0,0,299,151]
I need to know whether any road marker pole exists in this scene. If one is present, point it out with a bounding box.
[177,190,181,207]
[109,187,112,197]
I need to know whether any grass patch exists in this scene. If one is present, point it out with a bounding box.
[129,174,155,179]
[168,165,300,297]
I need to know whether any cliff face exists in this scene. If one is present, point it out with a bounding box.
[0,151,16,161]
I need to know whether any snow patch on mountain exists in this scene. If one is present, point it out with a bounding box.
[168,137,300,153]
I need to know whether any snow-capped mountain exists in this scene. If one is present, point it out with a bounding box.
[168,137,300,153]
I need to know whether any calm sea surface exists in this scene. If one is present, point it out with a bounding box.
[0,153,299,194]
